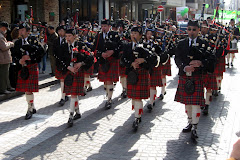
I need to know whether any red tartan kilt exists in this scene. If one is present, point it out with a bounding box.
[64,69,85,96]
[98,57,119,82]
[161,58,171,76]
[174,75,205,106]
[119,66,126,76]
[203,74,218,90]
[127,69,150,99]
[55,68,66,79]
[228,49,238,53]
[214,56,225,77]
[16,63,39,92]
[150,65,163,87]
[84,65,94,75]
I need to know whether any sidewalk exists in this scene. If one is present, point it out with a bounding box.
[0,52,239,160]
[0,59,59,101]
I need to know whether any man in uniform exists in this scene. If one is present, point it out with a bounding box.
[94,19,120,109]
[174,20,215,140]
[53,25,69,106]
[12,23,45,120]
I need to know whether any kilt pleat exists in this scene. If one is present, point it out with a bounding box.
[150,65,163,87]
[174,75,205,106]
[55,68,66,79]
[214,56,225,77]
[64,69,85,96]
[161,58,171,76]
[203,73,218,90]
[98,57,119,82]
[16,63,39,92]
[127,69,150,99]
[84,65,94,75]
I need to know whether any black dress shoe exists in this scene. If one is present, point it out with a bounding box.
[159,94,164,100]
[32,109,37,114]
[73,113,81,120]
[231,62,233,67]
[182,124,192,132]
[25,111,33,120]
[200,106,204,110]
[153,102,155,106]
[67,118,73,127]
[226,63,229,66]
[65,96,69,102]
[59,99,65,106]
[0,90,11,94]
[202,105,209,115]
[105,101,112,109]
[212,90,218,97]
[191,129,199,140]
[87,87,93,92]
[147,104,153,111]
[121,90,127,98]
[7,87,15,91]
[132,117,141,131]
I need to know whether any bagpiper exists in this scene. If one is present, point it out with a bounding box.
[121,26,159,130]
[57,29,94,127]
[94,19,121,109]
[53,25,69,106]
[11,23,45,120]
[174,20,215,140]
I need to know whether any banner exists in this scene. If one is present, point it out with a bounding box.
[214,10,239,21]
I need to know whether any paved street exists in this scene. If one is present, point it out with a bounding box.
[0,53,240,159]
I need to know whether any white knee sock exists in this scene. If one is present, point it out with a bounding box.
[191,105,201,125]
[69,97,77,116]
[84,77,91,88]
[60,81,66,100]
[231,53,235,63]
[150,88,157,105]
[74,96,80,114]
[120,76,127,90]
[26,94,34,112]
[185,105,192,121]
[161,78,166,95]
[205,91,212,105]
[216,76,222,89]
[106,84,114,101]
[226,54,230,64]
[132,99,135,110]
[134,100,143,118]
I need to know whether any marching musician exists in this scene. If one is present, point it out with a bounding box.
[11,23,45,120]
[94,19,120,109]
[53,25,69,106]
[144,28,169,110]
[121,26,159,130]
[57,29,94,127]
[174,20,215,140]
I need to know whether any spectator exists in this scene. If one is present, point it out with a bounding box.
[38,28,47,74]
[0,21,15,94]
[47,26,58,76]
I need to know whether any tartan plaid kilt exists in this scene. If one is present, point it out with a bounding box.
[228,49,238,53]
[214,56,225,77]
[16,63,39,92]
[150,66,163,87]
[55,68,66,80]
[161,58,172,76]
[127,69,150,99]
[84,65,94,75]
[174,75,205,106]
[98,57,119,82]
[64,69,85,96]
[119,65,127,76]
[203,73,218,90]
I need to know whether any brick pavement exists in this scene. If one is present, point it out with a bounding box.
[0,54,239,160]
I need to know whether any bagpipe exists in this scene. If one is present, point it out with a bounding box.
[71,42,94,71]
[98,31,121,73]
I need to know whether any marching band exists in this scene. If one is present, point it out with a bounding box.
[6,16,239,141]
